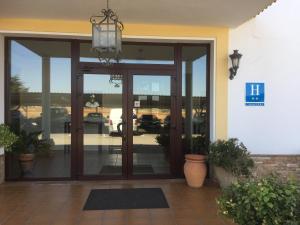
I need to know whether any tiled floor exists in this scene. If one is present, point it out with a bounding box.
[0,179,235,225]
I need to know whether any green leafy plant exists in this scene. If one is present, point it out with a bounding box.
[217,175,300,225]
[155,133,170,148]
[183,135,208,155]
[12,130,53,155]
[209,138,254,176]
[156,134,208,155]
[0,124,18,151]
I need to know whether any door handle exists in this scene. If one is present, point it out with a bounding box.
[117,121,126,135]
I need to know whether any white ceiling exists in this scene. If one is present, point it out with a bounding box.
[0,0,276,27]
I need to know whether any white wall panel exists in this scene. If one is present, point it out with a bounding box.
[228,0,300,154]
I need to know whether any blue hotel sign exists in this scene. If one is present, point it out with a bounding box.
[245,83,265,106]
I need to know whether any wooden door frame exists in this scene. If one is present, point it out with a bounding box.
[75,64,177,180]
[125,71,177,179]
[4,37,211,181]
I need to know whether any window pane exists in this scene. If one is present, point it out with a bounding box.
[182,46,208,153]
[8,40,71,178]
[133,75,171,175]
[80,43,174,64]
[83,74,123,176]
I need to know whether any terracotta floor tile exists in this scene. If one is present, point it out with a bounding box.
[127,209,150,220]
[102,219,127,225]
[0,180,224,225]
[78,218,102,225]
[128,218,152,225]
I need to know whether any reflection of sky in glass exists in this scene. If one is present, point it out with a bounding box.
[182,56,207,97]
[133,76,170,96]
[11,41,71,93]
[84,75,122,94]
[11,41,207,97]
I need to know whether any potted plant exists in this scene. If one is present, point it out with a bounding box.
[155,133,170,160]
[183,135,208,188]
[217,175,300,225]
[12,130,54,174]
[0,124,18,150]
[209,138,254,188]
[156,134,208,188]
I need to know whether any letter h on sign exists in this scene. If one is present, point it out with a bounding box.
[245,83,265,106]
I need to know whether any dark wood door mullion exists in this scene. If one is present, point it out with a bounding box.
[170,75,177,176]
[126,74,134,178]
[122,71,129,178]
[76,72,84,178]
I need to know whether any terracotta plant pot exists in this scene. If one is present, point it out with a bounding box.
[184,154,207,188]
[18,153,34,173]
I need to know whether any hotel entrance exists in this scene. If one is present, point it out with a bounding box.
[77,70,176,179]
[5,38,210,180]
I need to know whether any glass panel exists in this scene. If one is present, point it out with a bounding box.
[83,74,123,176]
[8,40,71,178]
[133,75,171,175]
[182,46,208,154]
[80,43,174,64]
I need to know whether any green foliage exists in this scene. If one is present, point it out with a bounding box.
[156,134,208,155]
[183,135,208,155]
[10,76,29,93]
[0,124,18,151]
[209,138,254,176]
[217,176,300,225]
[12,130,53,155]
[155,133,170,148]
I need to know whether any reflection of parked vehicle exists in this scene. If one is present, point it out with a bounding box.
[50,107,70,132]
[84,113,107,124]
[108,108,138,135]
[35,107,70,133]
[164,115,185,131]
[84,112,108,134]
[10,110,40,133]
[138,114,161,133]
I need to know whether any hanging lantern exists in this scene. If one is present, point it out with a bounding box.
[90,0,124,65]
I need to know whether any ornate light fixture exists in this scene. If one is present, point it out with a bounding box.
[109,74,123,87]
[229,50,242,80]
[90,0,124,65]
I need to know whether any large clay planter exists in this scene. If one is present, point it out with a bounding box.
[19,153,34,173]
[184,154,207,188]
[213,166,237,188]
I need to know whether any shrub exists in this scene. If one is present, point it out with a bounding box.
[11,130,53,155]
[156,134,208,155]
[0,124,18,151]
[209,138,254,176]
[217,176,300,225]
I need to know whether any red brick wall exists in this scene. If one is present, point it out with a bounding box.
[252,155,300,180]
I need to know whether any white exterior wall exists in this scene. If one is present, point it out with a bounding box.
[0,34,4,155]
[229,0,300,155]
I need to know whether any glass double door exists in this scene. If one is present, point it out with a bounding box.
[79,70,174,178]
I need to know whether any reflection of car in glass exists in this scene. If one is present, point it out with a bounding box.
[138,114,161,133]
[50,107,70,132]
[108,108,138,135]
[10,110,40,133]
[34,107,70,133]
[84,113,106,124]
[84,112,108,134]
[164,115,185,131]
[51,107,69,121]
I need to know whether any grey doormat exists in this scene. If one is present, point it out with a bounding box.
[100,165,154,175]
[83,188,169,210]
